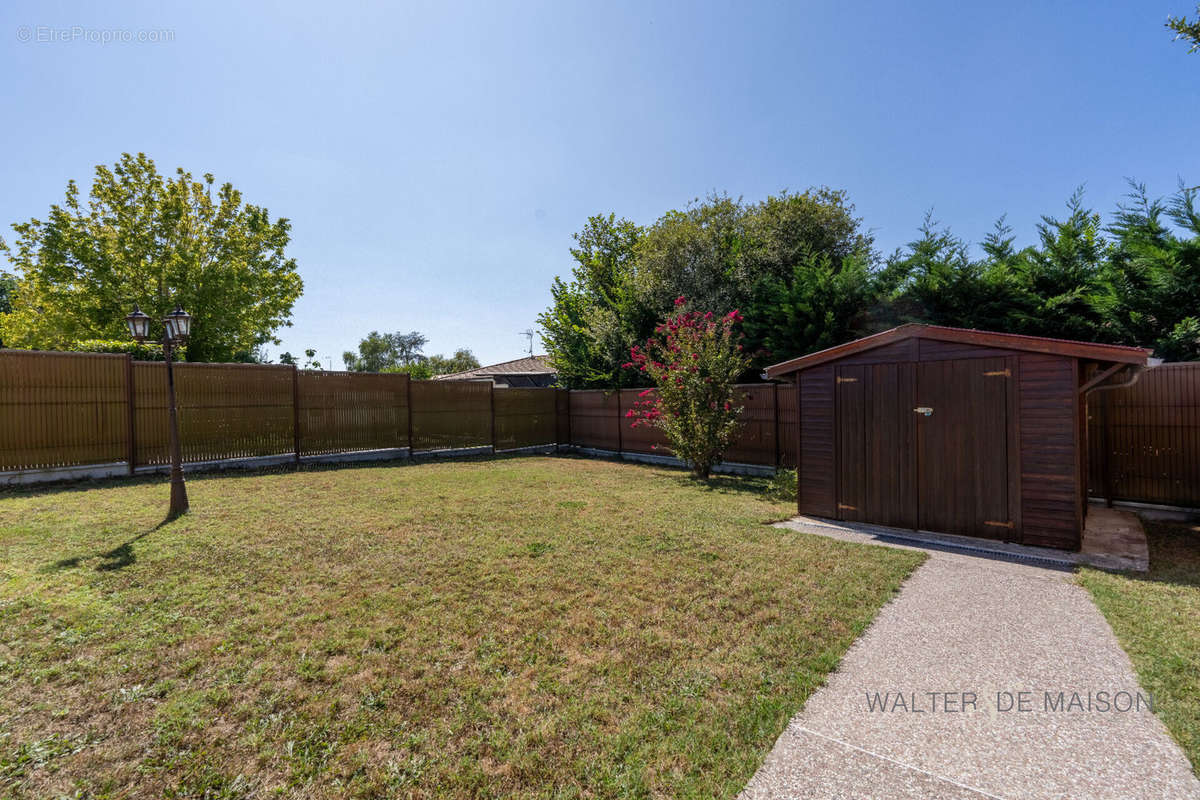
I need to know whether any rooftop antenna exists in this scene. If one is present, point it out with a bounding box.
[518,329,534,357]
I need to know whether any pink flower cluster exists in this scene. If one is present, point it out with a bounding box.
[623,298,746,429]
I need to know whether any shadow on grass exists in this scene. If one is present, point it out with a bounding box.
[1113,520,1200,589]
[662,471,774,498]
[45,519,172,574]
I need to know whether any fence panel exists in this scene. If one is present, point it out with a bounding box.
[724,383,778,466]
[555,389,570,445]
[298,371,408,455]
[777,383,797,468]
[568,390,620,450]
[134,362,295,465]
[410,380,492,451]
[618,388,670,454]
[494,387,558,450]
[0,350,128,470]
[1088,363,1200,507]
[2,348,815,478]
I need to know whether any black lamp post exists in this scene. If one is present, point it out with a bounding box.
[126,302,192,519]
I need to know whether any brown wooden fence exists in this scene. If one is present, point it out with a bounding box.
[10,349,1196,504]
[1087,363,1200,508]
[0,351,127,471]
[0,350,798,478]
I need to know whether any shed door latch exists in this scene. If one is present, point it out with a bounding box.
[984,520,1014,529]
[913,407,933,416]
[984,369,1011,377]
[837,503,858,511]
[836,376,858,384]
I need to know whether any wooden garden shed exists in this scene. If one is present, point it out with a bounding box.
[764,324,1153,550]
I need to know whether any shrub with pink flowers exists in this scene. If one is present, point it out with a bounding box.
[624,297,751,479]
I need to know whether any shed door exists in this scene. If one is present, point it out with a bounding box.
[836,363,917,528]
[916,357,1013,539]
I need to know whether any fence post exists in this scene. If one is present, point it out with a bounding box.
[489,381,497,452]
[615,389,622,455]
[292,365,301,467]
[795,374,802,513]
[125,354,136,475]
[566,389,572,448]
[773,382,780,468]
[1099,390,1113,507]
[406,374,414,455]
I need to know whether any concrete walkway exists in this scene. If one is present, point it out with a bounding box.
[740,518,1200,800]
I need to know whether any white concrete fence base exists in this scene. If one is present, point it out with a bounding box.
[0,443,779,487]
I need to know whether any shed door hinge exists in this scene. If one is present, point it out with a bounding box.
[983,369,1011,377]
[984,520,1014,529]
[836,376,858,383]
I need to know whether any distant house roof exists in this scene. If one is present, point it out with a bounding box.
[764,324,1152,379]
[435,354,555,381]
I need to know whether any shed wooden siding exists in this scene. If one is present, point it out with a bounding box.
[1017,353,1081,548]
[832,338,917,366]
[797,365,836,518]
[790,338,1088,549]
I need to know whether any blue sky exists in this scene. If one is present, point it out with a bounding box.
[2,1,1197,367]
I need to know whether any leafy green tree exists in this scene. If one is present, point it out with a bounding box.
[881,215,1023,332]
[425,348,480,376]
[538,214,647,388]
[742,253,877,362]
[739,190,879,361]
[0,153,302,362]
[1168,4,1200,52]
[1106,183,1200,360]
[343,330,427,372]
[543,190,879,384]
[1008,190,1115,342]
[382,362,434,380]
[634,194,748,315]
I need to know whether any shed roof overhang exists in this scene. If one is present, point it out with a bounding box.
[764,324,1153,379]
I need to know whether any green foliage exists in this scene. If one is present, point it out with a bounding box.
[1168,4,1200,52]
[382,362,434,380]
[280,348,323,370]
[742,252,878,362]
[0,152,303,362]
[878,214,1023,331]
[626,303,752,479]
[425,348,481,376]
[540,191,874,387]
[1008,190,1115,341]
[766,468,798,502]
[0,273,13,348]
[70,338,169,360]
[0,273,12,316]
[546,184,1200,377]
[538,214,647,389]
[1105,183,1200,360]
[343,331,428,372]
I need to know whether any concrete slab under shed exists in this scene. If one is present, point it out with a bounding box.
[1081,505,1150,572]
[781,509,1149,572]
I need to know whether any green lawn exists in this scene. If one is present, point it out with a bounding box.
[1079,518,1200,776]
[0,455,922,799]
